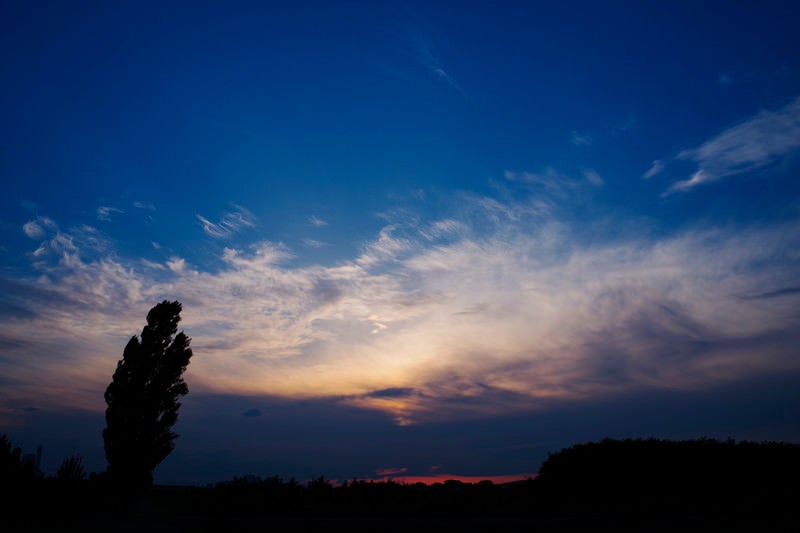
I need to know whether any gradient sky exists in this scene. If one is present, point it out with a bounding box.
[2,1,800,486]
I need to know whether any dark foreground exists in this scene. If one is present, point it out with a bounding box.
[4,476,798,533]
[7,512,800,533]
[4,438,799,531]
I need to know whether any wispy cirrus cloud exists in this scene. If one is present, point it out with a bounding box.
[413,34,467,99]
[97,206,123,221]
[308,216,328,227]
[570,130,594,147]
[196,204,256,239]
[582,168,604,187]
[505,166,602,198]
[660,96,800,195]
[643,160,664,179]
[3,192,799,425]
[303,239,326,248]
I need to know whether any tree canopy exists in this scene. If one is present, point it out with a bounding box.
[103,300,193,488]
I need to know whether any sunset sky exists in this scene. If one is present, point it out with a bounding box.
[2,1,800,486]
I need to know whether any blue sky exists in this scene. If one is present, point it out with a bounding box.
[2,1,800,485]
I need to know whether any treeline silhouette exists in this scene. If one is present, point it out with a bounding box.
[535,437,800,516]
[3,435,799,528]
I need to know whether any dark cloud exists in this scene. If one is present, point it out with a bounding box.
[365,388,415,399]
[376,467,408,476]
[741,286,800,300]
[243,409,262,417]
[0,336,29,351]
[0,278,87,316]
[0,301,37,321]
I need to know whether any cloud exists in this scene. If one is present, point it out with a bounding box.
[167,257,187,273]
[429,66,466,96]
[375,467,408,476]
[196,204,256,239]
[2,195,799,425]
[23,221,44,240]
[303,239,326,248]
[243,408,262,417]
[504,168,569,192]
[664,170,712,195]
[504,167,601,201]
[570,130,594,147]
[664,96,800,193]
[740,286,800,300]
[366,387,415,398]
[309,216,328,227]
[141,259,166,271]
[643,160,664,179]
[614,115,637,134]
[97,206,123,221]
[582,168,604,187]
[133,201,156,211]
[23,220,110,271]
[419,219,466,241]
[22,217,56,239]
[413,34,468,99]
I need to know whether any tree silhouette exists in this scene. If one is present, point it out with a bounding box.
[103,300,193,488]
[0,433,35,483]
[56,453,86,482]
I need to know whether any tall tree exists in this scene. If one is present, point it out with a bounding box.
[103,300,193,487]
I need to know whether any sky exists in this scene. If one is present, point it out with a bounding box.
[2,0,800,486]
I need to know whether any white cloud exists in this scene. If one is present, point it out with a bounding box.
[22,217,56,239]
[97,206,123,221]
[196,204,256,239]
[23,221,45,239]
[419,219,466,241]
[504,167,599,203]
[303,239,326,248]
[665,96,800,193]
[582,168,604,187]
[663,170,714,196]
[643,160,664,179]
[133,201,156,211]
[3,199,799,425]
[167,257,187,273]
[141,259,166,270]
[504,168,572,193]
[309,216,328,227]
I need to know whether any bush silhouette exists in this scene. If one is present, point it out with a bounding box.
[56,454,86,482]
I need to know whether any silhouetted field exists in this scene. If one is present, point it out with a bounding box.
[3,438,799,531]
